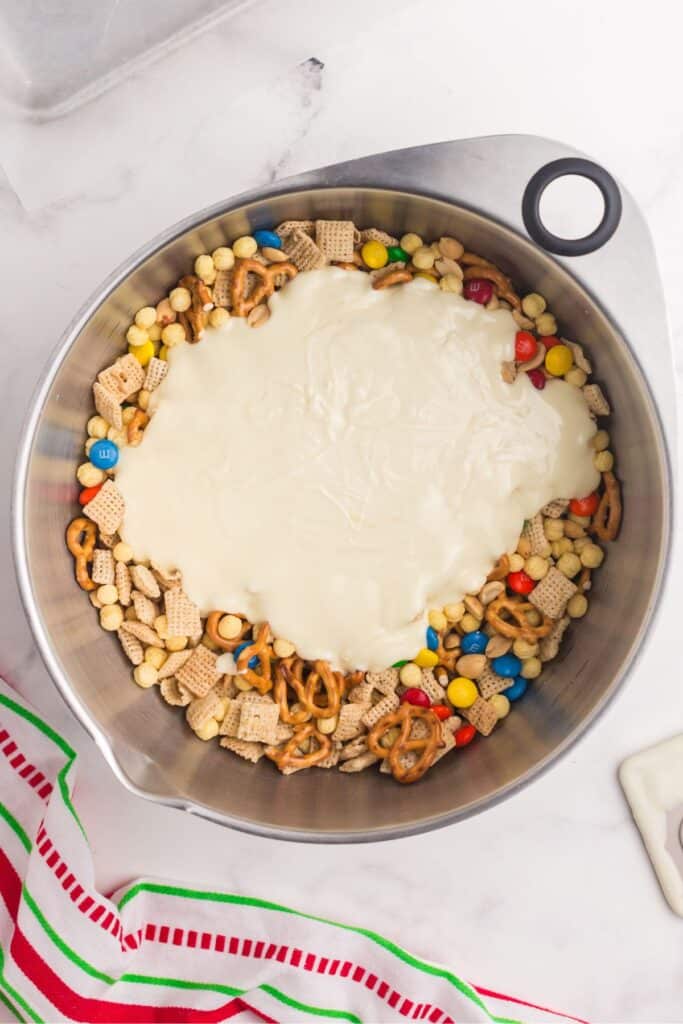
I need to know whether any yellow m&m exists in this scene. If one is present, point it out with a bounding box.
[361,240,388,269]
[446,676,478,708]
[414,647,439,669]
[545,343,573,377]
[129,341,155,366]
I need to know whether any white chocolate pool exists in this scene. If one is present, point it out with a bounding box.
[116,269,599,670]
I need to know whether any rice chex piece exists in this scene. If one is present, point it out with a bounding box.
[365,668,399,695]
[151,562,182,590]
[567,341,592,374]
[348,680,375,704]
[433,722,456,764]
[359,227,398,246]
[97,354,145,401]
[583,384,611,416]
[418,669,446,704]
[523,513,551,556]
[332,702,368,742]
[282,229,327,271]
[316,744,341,769]
[539,616,571,662]
[115,562,132,606]
[529,567,577,620]
[160,677,192,707]
[339,736,369,761]
[463,697,498,736]
[477,665,512,699]
[541,498,569,518]
[156,649,192,680]
[275,721,294,742]
[83,480,125,535]
[237,699,279,744]
[361,692,400,729]
[144,357,168,392]
[218,698,242,737]
[93,382,123,430]
[275,220,315,239]
[132,591,157,626]
[212,268,233,308]
[120,620,162,647]
[315,220,356,262]
[339,751,379,773]
[129,564,160,599]
[117,628,143,665]
[175,644,220,699]
[220,737,265,763]
[91,549,115,585]
[165,588,201,638]
[186,690,222,732]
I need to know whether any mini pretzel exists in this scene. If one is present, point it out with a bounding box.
[592,471,622,542]
[372,269,413,290]
[367,704,442,784]
[462,265,521,309]
[334,262,359,271]
[460,251,496,269]
[127,408,149,446]
[273,658,312,725]
[274,658,343,723]
[487,554,510,582]
[436,639,460,674]
[66,517,97,591]
[265,722,332,773]
[178,275,213,342]
[235,622,273,693]
[205,610,250,652]
[485,593,554,641]
[230,258,297,317]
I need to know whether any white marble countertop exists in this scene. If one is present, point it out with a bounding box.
[1,1,682,1020]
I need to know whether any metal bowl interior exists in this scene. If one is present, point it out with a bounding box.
[14,187,670,841]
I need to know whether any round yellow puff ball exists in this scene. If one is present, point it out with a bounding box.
[161,323,185,347]
[233,236,258,259]
[361,240,388,269]
[400,233,423,254]
[446,676,478,708]
[126,324,148,347]
[399,663,422,687]
[490,694,510,719]
[135,306,157,330]
[212,246,235,270]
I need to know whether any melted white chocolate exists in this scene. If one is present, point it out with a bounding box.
[116,269,599,670]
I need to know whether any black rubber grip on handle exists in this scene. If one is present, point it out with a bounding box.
[522,157,622,256]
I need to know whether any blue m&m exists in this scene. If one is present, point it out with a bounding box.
[253,229,282,250]
[426,626,439,651]
[491,653,522,678]
[233,641,259,670]
[460,630,488,655]
[89,439,119,470]
[503,676,528,702]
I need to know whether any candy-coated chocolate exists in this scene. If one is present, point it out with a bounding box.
[253,229,282,249]
[460,630,488,655]
[400,687,431,708]
[361,240,388,269]
[463,278,493,304]
[503,676,528,701]
[454,723,476,746]
[89,439,119,470]
[426,625,439,651]
[492,653,522,678]
[446,676,478,708]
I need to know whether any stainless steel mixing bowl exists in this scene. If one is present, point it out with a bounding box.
[13,137,673,841]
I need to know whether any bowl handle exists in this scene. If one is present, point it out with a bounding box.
[521,157,622,257]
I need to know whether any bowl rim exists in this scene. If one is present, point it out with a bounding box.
[12,179,674,843]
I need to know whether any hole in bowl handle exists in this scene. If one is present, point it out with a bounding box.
[522,157,622,256]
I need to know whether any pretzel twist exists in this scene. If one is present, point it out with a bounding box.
[265,722,332,772]
[591,471,622,541]
[485,593,554,641]
[127,408,149,446]
[486,554,510,582]
[367,704,442,784]
[273,658,344,723]
[205,610,251,652]
[179,275,213,342]
[372,269,413,290]
[235,622,273,694]
[66,517,98,591]
[230,258,297,317]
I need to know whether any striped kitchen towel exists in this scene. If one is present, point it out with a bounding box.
[0,679,588,1024]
